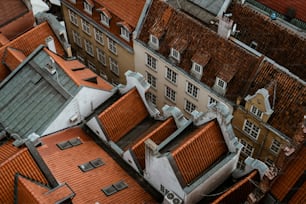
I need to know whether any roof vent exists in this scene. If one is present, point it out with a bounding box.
[45,57,56,75]
[45,36,57,53]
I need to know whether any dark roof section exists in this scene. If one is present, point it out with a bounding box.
[0,0,28,26]
[229,2,306,81]
[138,0,260,101]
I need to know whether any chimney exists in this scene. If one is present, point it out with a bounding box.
[45,36,56,53]
[65,44,72,58]
[217,14,233,39]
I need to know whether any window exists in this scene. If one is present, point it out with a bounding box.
[146,92,156,105]
[107,38,117,54]
[94,28,104,45]
[270,139,281,154]
[165,67,177,84]
[265,158,274,168]
[250,105,263,118]
[216,77,227,89]
[79,158,105,172]
[102,181,128,196]
[150,35,159,47]
[120,27,130,41]
[97,48,106,65]
[147,72,156,88]
[88,61,96,71]
[250,41,258,49]
[208,96,217,106]
[81,19,91,35]
[100,13,110,27]
[72,30,82,47]
[84,39,94,56]
[146,54,157,70]
[240,139,254,157]
[165,86,176,102]
[170,48,180,61]
[192,62,203,74]
[68,10,78,26]
[243,119,260,139]
[57,138,82,150]
[186,81,199,98]
[237,159,246,170]
[83,1,93,15]
[184,99,196,114]
[109,57,119,75]
[77,54,85,63]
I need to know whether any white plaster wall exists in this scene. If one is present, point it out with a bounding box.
[122,150,141,173]
[43,87,114,135]
[133,41,233,118]
[86,117,108,142]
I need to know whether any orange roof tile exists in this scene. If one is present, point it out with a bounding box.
[0,22,65,80]
[96,0,146,27]
[271,146,306,201]
[45,49,113,91]
[38,127,157,203]
[0,140,19,164]
[289,181,306,204]
[172,120,228,185]
[0,147,48,204]
[0,33,10,47]
[191,51,211,67]
[16,175,74,204]
[98,88,149,142]
[0,0,28,26]
[131,117,177,169]
[212,171,259,204]
[3,47,26,70]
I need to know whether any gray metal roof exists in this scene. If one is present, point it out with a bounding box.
[0,45,79,138]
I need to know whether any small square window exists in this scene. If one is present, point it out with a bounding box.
[146,54,157,70]
[170,48,180,61]
[165,67,177,84]
[90,158,105,168]
[113,181,128,191]
[102,185,118,196]
[250,105,263,118]
[79,162,94,172]
[57,141,73,150]
[216,77,226,89]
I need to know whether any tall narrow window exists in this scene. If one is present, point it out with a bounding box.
[146,92,157,106]
[84,39,94,56]
[94,28,104,45]
[184,100,196,114]
[192,62,203,74]
[109,57,119,75]
[68,10,78,26]
[108,38,117,54]
[100,10,111,27]
[186,81,199,98]
[270,139,281,154]
[72,30,82,47]
[147,72,156,89]
[146,54,157,70]
[240,139,254,157]
[97,48,106,65]
[120,27,130,41]
[165,67,177,84]
[165,86,176,102]
[243,119,260,139]
[81,19,91,35]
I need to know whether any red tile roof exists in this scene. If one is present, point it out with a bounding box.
[38,127,157,203]
[96,0,146,27]
[271,146,306,201]
[255,0,306,23]
[212,171,259,204]
[131,117,177,169]
[289,181,306,204]
[172,120,228,185]
[0,33,9,47]
[0,0,28,26]
[0,21,65,80]
[0,145,48,204]
[98,88,149,142]
[45,49,113,91]
[3,47,26,70]
[0,140,19,164]
[16,175,74,204]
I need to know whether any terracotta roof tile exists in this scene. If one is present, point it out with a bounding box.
[229,3,306,80]
[45,49,113,91]
[16,176,74,204]
[0,33,9,47]
[3,47,26,70]
[172,120,228,185]
[191,51,211,67]
[96,0,146,27]
[131,117,177,169]
[255,0,306,23]
[38,127,157,203]
[271,146,306,201]
[96,7,112,18]
[0,140,19,164]
[212,171,259,204]
[0,147,48,204]
[289,181,306,204]
[0,0,28,26]
[98,88,149,142]
[0,21,65,80]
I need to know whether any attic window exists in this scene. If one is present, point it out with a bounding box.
[97,8,112,27]
[149,35,159,49]
[120,27,130,41]
[57,138,83,150]
[250,41,257,49]
[192,62,203,75]
[170,48,180,61]
[250,105,263,118]
[83,0,93,15]
[79,158,105,172]
[102,181,128,196]
[216,77,227,89]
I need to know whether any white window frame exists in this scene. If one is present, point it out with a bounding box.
[216,77,227,89]
[83,1,93,15]
[250,105,263,118]
[94,28,104,45]
[147,72,157,89]
[100,13,110,27]
[147,92,157,106]
[265,158,274,167]
[270,139,281,154]
[107,38,117,54]
[97,48,106,65]
[72,30,82,47]
[81,19,91,35]
[145,54,157,70]
[208,96,217,106]
[192,62,203,75]
[88,61,96,72]
[109,57,119,76]
[84,39,94,56]
[165,86,176,102]
[243,119,260,140]
[184,99,196,114]
[120,27,130,41]
[170,48,180,61]
[150,35,159,47]
[68,10,78,26]
[240,138,254,157]
[186,81,199,99]
[165,67,177,84]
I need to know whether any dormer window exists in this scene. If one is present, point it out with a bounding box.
[192,62,203,75]
[191,52,210,80]
[97,8,111,27]
[250,105,263,118]
[170,48,180,61]
[120,27,130,41]
[83,0,93,15]
[216,77,227,89]
[149,35,159,49]
[101,14,110,26]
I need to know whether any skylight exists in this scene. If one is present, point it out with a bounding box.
[102,181,128,196]
[57,138,83,150]
[78,158,105,172]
